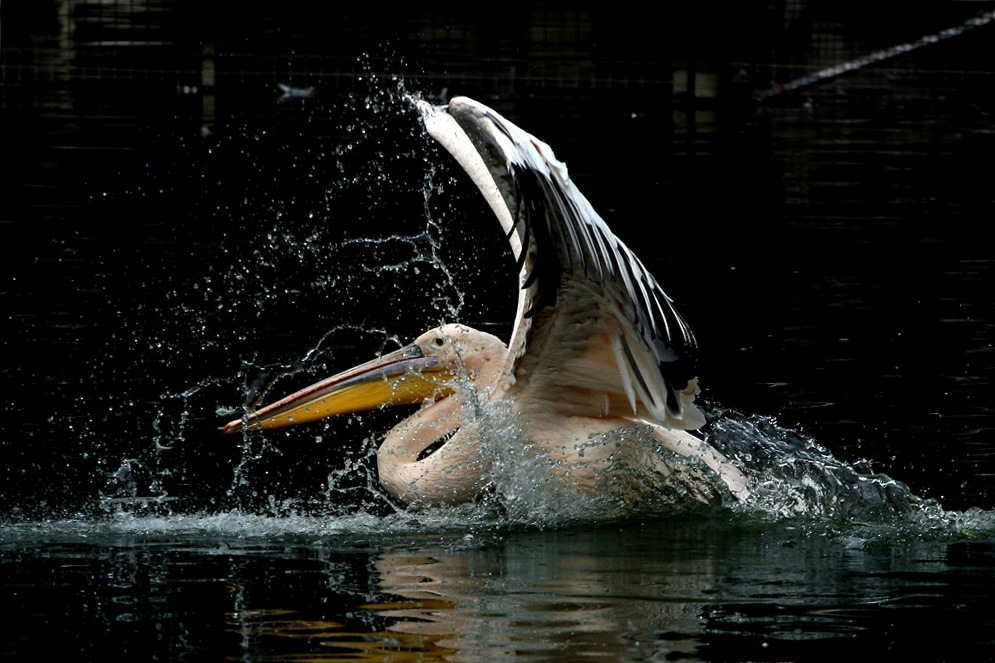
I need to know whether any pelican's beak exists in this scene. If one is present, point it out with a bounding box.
[223,344,455,434]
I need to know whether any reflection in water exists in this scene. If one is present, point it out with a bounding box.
[226,608,435,662]
[211,523,729,661]
[128,514,987,661]
[368,538,711,660]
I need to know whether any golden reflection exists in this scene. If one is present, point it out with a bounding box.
[226,606,456,662]
[360,533,718,660]
[225,527,725,661]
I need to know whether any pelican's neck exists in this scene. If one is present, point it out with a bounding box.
[377,396,490,506]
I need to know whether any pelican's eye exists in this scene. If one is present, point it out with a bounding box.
[432,336,446,348]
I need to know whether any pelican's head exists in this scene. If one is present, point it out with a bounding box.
[410,324,506,387]
[222,324,506,435]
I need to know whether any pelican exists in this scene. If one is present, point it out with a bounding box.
[224,96,750,509]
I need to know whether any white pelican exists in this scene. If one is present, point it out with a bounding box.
[224,96,750,509]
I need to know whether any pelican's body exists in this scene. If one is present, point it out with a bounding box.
[224,97,750,508]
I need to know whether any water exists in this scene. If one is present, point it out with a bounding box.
[3,2,995,660]
[4,511,995,661]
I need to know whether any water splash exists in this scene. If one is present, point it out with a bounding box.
[34,68,988,542]
[57,66,466,519]
[705,408,995,538]
[30,406,995,540]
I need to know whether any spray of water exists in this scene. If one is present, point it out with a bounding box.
[705,408,995,537]
[69,69,993,541]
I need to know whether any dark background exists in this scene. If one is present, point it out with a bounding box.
[2,1,994,518]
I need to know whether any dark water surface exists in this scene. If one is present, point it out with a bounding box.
[3,3,995,661]
[4,514,995,661]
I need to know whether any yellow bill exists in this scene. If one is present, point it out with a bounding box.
[223,344,457,434]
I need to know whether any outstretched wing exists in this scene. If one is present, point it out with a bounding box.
[418,96,702,429]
